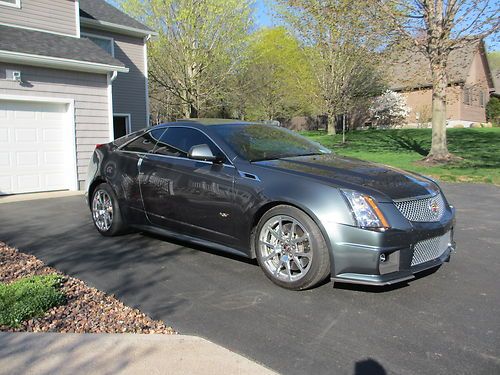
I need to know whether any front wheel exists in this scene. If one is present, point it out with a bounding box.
[255,205,330,290]
[91,183,126,236]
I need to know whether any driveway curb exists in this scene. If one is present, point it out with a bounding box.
[0,332,278,375]
[0,191,83,204]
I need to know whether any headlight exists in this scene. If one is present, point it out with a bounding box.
[341,190,390,229]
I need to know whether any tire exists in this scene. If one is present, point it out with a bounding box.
[91,183,126,236]
[255,205,331,290]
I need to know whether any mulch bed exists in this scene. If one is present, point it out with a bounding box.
[0,242,176,334]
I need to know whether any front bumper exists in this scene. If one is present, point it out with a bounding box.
[327,206,456,286]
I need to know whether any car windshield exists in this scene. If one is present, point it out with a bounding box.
[212,124,331,162]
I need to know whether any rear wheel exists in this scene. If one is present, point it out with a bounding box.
[255,205,330,290]
[91,183,126,236]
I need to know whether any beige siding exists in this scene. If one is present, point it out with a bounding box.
[402,86,462,123]
[460,51,490,123]
[0,0,77,36]
[0,63,109,187]
[81,27,148,131]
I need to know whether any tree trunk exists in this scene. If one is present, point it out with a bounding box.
[327,111,336,135]
[190,103,198,118]
[427,59,450,161]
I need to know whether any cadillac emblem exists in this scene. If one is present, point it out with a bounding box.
[429,199,440,215]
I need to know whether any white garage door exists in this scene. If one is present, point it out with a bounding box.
[0,100,73,195]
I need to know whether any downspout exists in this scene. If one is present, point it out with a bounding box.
[109,70,118,82]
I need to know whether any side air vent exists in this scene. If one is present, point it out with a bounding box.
[239,171,261,181]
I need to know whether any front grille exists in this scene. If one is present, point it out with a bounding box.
[411,231,451,266]
[394,193,446,222]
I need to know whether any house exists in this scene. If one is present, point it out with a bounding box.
[0,0,155,195]
[387,41,496,127]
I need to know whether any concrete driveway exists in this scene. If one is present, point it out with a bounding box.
[1,183,499,375]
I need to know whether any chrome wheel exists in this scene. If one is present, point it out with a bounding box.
[92,189,113,232]
[258,215,312,282]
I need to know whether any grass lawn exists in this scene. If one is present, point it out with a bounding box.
[301,128,500,185]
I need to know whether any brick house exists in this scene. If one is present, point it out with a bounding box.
[387,41,496,126]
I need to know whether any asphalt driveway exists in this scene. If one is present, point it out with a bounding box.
[1,183,499,375]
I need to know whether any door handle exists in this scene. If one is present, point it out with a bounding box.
[137,157,143,167]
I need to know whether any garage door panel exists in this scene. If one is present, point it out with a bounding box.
[17,175,41,191]
[16,152,38,167]
[44,151,65,166]
[0,152,9,167]
[43,129,64,142]
[0,99,74,195]
[45,174,66,189]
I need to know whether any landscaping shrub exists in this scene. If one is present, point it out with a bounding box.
[0,274,66,327]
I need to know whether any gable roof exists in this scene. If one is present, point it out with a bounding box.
[0,25,128,73]
[387,42,481,91]
[79,0,155,37]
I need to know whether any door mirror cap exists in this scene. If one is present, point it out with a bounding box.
[188,144,223,163]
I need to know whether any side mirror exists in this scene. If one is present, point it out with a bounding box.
[188,144,222,163]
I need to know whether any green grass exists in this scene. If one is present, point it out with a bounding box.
[0,274,66,327]
[301,128,500,185]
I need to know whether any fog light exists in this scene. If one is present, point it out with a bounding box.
[379,254,386,263]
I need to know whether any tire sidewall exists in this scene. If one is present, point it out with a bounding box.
[255,205,330,290]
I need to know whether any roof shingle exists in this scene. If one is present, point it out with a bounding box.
[387,42,479,90]
[0,25,126,68]
[79,0,153,33]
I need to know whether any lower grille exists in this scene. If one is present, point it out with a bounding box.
[411,231,451,266]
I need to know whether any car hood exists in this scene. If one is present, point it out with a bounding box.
[253,154,440,201]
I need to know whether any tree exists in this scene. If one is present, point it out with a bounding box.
[275,0,389,134]
[121,0,254,118]
[370,90,412,127]
[241,27,317,121]
[486,96,500,124]
[379,0,499,161]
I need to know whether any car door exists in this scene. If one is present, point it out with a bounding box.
[114,128,166,216]
[138,126,238,246]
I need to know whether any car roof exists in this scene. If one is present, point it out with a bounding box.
[159,118,261,127]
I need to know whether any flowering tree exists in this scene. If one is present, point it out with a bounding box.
[370,90,411,127]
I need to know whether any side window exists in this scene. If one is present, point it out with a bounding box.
[121,128,166,153]
[153,127,224,161]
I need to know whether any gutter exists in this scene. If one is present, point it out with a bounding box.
[390,79,465,92]
[80,17,158,38]
[0,50,129,74]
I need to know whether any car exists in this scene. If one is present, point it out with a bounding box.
[85,119,456,290]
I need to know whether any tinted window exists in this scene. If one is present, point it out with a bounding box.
[121,128,165,153]
[212,124,331,162]
[153,127,223,160]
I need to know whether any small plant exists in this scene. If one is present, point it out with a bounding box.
[0,274,66,327]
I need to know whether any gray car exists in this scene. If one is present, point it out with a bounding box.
[85,119,456,290]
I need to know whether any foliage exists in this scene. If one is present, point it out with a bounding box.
[0,274,66,327]
[370,90,411,127]
[120,0,254,119]
[275,0,389,134]
[487,51,500,70]
[238,27,317,121]
[486,96,500,124]
[302,128,500,184]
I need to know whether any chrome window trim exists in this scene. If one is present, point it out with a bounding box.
[118,149,235,169]
[117,125,234,167]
